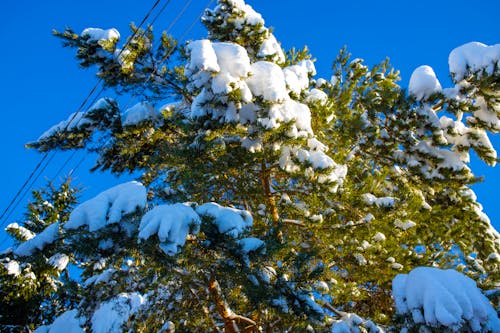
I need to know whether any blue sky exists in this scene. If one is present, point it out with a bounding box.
[0,0,499,247]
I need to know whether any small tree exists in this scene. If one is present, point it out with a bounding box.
[3,0,499,331]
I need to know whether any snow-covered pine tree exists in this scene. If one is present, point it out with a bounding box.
[0,180,79,332]
[3,0,500,332]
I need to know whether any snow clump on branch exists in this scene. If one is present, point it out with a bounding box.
[393,267,500,332]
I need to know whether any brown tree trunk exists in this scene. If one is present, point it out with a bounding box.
[208,276,258,332]
[260,162,279,226]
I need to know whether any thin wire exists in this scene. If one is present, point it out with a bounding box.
[165,0,194,33]
[0,0,166,238]
[49,0,214,203]
[50,0,177,184]
[0,151,58,246]
[179,0,214,41]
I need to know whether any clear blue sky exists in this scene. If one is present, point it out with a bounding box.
[0,0,499,247]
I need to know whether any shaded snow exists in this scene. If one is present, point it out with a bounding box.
[138,203,201,256]
[34,309,84,333]
[238,237,264,253]
[393,267,500,332]
[196,202,252,238]
[65,181,147,232]
[122,102,159,126]
[48,253,69,271]
[14,223,60,256]
[91,293,147,333]
[84,268,116,287]
[38,112,91,140]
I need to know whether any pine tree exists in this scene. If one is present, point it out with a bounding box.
[3,0,500,332]
[0,180,79,332]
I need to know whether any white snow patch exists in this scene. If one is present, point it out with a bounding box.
[361,193,395,208]
[84,268,116,287]
[48,253,70,271]
[305,88,328,105]
[122,102,159,126]
[247,61,288,102]
[409,65,442,100]
[393,267,500,331]
[196,203,252,238]
[81,28,120,42]
[185,39,220,77]
[14,223,60,256]
[65,181,147,232]
[138,203,201,256]
[373,232,386,242]
[4,260,20,276]
[91,292,147,333]
[6,223,35,240]
[258,34,285,63]
[212,42,251,78]
[34,309,85,333]
[238,237,264,253]
[449,42,500,81]
[38,112,92,140]
[394,219,417,231]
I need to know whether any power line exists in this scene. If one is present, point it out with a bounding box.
[1,0,215,245]
[56,0,209,180]
[48,0,179,184]
[0,0,168,241]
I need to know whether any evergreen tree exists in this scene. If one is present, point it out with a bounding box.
[3,0,500,332]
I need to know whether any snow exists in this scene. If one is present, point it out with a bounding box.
[361,193,395,208]
[48,253,69,271]
[65,181,147,232]
[226,0,264,27]
[34,309,84,333]
[262,99,313,137]
[394,219,416,230]
[14,222,60,256]
[247,61,288,102]
[409,65,442,100]
[122,102,159,126]
[238,237,264,253]
[393,267,500,332]
[196,202,253,238]
[258,34,285,63]
[6,222,35,240]
[305,88,328,105]
[84,268,116,287]
[185,39,220,77]
[241,137,263,152]
[449,42,500,81]
[282,60,314,95]
[91,292,147,333]
[81,28,120,42]
[138,203,201,256]
[38,112,92,140]
[331,311,384,333]
[372,232,386,242]
[88,98,113,111]
[470,96,500,132]
[4,260,20,276]
[212,42,251,78]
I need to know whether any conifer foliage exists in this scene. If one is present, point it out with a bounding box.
[2,0,500,332]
